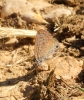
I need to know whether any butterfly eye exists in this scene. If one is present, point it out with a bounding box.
[56,45,59,48]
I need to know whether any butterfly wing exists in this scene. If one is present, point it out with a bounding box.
[34,29,59,63]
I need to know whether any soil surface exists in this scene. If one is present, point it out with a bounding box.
[0,0,84,100]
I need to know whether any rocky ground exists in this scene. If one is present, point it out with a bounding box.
[0,0,84,100]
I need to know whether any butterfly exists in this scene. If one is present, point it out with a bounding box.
[34,29,59,64]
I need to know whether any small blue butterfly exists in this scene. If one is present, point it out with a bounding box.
[34,29,59,64]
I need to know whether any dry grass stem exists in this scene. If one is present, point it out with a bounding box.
[0,27,37,39]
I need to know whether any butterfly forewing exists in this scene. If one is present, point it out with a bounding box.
[34,29,59,63]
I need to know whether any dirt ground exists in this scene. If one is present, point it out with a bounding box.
[0,0,84,100]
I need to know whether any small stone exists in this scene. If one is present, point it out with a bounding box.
[36,62,49,71]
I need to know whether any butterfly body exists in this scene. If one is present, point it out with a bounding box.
[34,29,59,64]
